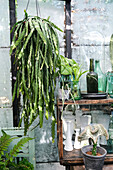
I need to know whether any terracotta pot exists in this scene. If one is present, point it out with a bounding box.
[81,145,107,170]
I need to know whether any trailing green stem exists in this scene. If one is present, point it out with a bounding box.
[92,140,97,156]
[10,12,63,141]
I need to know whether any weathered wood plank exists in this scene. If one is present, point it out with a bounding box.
[9,0,20,127]
[69,165,113,170]
[58,98,113,106]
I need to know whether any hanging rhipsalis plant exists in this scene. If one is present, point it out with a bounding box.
[10,11,62,142]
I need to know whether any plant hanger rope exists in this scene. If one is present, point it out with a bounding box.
[26,0,30,12]
[36,0,41,17]
[25,0,41,17]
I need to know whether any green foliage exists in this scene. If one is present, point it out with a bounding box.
[0,130,33,169]
[18,158,34,170]
[0,130,18,158]
[59,55,87,81]
[92,141,97,156]
[58,55,87,102]
[10,12,63,140]
[6,158,34,170]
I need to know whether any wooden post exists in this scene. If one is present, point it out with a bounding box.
[65,1,71,166]
[65,0,71,59]
[66,165,71,170]
[9,0,20,126]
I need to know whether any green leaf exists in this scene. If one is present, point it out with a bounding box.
[18,28,34,59]
[32,19,47,44]
[10,20,24,33]
[0,130,18,158]
[13,26,26,49]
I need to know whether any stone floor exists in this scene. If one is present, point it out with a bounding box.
[36,163,113,170]
[70,165,113,170]
[36,162,65,170]
[103,165,113,170]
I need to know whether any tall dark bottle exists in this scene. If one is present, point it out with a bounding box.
[86,58,98,93]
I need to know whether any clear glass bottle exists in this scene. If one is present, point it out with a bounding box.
[86,58,98,93]
[94,60,106,93]
[107,112,113,153]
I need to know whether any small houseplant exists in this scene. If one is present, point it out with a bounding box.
[10,11,63,142]
[78,124,109,170]
[59,55,87,100]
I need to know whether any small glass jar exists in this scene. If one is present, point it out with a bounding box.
[71,81,81,100]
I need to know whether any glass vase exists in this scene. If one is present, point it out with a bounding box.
[71,81,81,100]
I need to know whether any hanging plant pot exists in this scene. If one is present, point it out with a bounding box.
[10,11,63,142]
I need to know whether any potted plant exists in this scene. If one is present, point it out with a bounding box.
[78,124,109,170]
[10,11,63,142]
[58,55,87,100]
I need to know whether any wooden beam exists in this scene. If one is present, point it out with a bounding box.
[66,165,71,170]
[65,0,71,58]
[9,0,20,127]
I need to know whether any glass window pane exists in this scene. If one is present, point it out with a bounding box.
[0,0,11,107]
[0,0,10,47]
[0,48,12,106]
[72,0,113,92]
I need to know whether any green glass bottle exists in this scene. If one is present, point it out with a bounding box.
[94,60,106,93]
[106,71,113,98]
[86,58,98,93]
[107,112,113,153]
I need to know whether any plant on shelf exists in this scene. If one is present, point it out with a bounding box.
[10,11,63,142]
[78,124,109,170]
[58,55,87,100]
[0,130,34,170]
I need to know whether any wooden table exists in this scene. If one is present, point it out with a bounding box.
[57,98,113,170]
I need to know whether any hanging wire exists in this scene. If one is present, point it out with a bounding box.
[36,0,41,16]
[25,0,41,17]
[26,0,30,12]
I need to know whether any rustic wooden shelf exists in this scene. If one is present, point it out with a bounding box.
[57,98,113,169]
[58,97,113,106]
[60,147,113,166]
